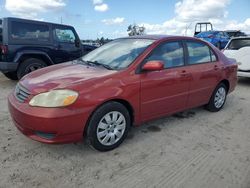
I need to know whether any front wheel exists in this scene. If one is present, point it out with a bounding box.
[86,102,131,151]
[206,83,227,112]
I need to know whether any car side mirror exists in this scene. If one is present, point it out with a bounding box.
[75,39,81,48]
[142,60,164,71]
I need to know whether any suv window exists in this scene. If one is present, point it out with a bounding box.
[227,38,250,50]
[11,21,49,41]
[0,19,2,43]
[147,42,184,68]
[186,41,216,64]
[54,28,76,43]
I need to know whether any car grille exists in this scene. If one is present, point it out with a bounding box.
[15,84,31,103]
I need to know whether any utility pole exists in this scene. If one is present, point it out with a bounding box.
[185,22,192,36]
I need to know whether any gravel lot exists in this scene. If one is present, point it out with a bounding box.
[0,72,249,188]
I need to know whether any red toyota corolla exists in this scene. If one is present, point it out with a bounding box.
[8,35,237,151]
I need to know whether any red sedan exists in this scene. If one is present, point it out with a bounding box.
[8,35,237,151]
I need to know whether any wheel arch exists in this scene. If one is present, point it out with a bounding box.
[220,79,230,93]
[14,51,54,66]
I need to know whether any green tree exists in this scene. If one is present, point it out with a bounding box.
[127,24,145,36]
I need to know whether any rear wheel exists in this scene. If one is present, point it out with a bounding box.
[86,102,131,151]
[3,71,18,80]
[17,58,47,79]
[206,83,227,112]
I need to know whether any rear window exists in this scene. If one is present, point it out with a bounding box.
[186,41,217,64]
[11,21,49,42]
[227,38,250,50]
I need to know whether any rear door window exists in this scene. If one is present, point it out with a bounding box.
[186,41,217,64]
[227,39,250,50]
[11,21,50,41]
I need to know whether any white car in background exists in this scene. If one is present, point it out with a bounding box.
[223,37,250,77]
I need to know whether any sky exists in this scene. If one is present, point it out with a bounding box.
[0,0,250,39]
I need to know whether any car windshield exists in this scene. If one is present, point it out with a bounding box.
[227,38,250,50]
[81,38,155,70]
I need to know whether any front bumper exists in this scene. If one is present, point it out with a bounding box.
[8,93,90,144]
[0,61,18,72]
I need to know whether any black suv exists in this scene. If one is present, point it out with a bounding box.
[0,17,86,80]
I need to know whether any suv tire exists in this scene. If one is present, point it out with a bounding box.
[17,58,47,79]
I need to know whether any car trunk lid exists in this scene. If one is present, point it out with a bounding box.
[224,47,250,71]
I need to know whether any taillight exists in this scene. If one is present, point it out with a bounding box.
[208,34,214,38]
[0,45,8,54]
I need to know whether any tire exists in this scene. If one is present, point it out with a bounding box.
[206,83,227,112]
[17,58,47,79]
[86,102,131,151]
[3,71,18,80]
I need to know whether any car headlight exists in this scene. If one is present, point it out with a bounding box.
[29,90,78,107]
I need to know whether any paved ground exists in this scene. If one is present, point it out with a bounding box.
[0,72,249,188]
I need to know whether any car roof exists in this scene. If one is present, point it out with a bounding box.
[3,17,73,28]
[230,36,250,40]
[119,35,198,41]
[225,30,242,32]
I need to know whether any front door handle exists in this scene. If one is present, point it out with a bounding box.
[180,70,189,77]
[54,44,62,50]
[214,65,219,70]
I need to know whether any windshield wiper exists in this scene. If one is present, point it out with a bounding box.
[86,60,114,70]
[76,59,114,70]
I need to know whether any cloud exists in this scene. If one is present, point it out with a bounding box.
[102,17,125,25]
[221,18,250,33]
[92,0,108,12]
[5,0,65,19]
[92,0,103,5]
[139,0,250,36]
[175,0,230,22]
[94,3,109,12]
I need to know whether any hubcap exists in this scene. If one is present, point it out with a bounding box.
[214,87,226,109]
[97,111,126,146]
[25,64,45,74]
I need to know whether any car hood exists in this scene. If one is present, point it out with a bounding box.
[19,60,117,94]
